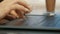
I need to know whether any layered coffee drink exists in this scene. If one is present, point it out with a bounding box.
[46,0,56,16]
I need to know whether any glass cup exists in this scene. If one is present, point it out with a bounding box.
[46,0,56,16]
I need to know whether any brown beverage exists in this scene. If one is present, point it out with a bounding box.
[46,0,56,12]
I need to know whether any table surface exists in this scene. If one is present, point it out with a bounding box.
[0,12,60,30]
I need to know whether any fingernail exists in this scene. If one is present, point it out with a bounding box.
[25,8,30,12]
[26,9,30,13]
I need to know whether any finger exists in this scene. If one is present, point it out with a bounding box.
[4,14,17,20]
[12,4,29,13]
[10,4,26,19]
[9,10,19,18]
[17,0,32,11]
[7,15,16,19]
[15,10,25,19]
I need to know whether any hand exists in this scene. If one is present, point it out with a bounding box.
[0,0,32,20]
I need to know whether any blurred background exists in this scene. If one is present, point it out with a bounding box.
[25,0,60,15]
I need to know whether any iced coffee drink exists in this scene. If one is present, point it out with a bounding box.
[46,0,56,16]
